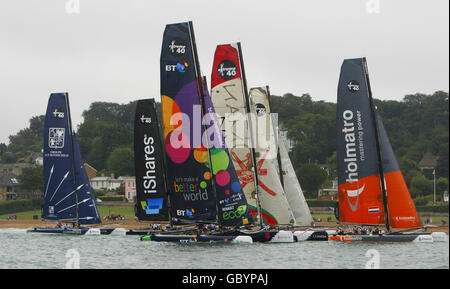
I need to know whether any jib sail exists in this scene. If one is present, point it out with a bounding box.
[376,112,422,228]
[160,22,216,222]
[134,99,169,221]
[263,86,314,225]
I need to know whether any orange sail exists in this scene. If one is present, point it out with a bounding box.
[377,113,422,228]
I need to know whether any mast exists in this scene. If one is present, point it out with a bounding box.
[188,21,220,225]
[363,58,390,232]
[65,93,79,227]
[237,42,264,229]
[266,86,285,189]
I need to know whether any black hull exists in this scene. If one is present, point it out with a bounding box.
[141,234,248,243]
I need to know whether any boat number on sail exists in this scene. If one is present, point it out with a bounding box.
[168,39,186,56]
[49,128,65,149]
[217,60,237,80]
[143,135,158,194]
[254,103,266,116]
[347,81,360,92]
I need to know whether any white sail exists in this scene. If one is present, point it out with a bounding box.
[249,87,295,225]
[277,131,314,225]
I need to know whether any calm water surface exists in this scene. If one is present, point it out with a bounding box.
[0,229,448,269]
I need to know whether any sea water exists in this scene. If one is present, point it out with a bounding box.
[0,229,448,269]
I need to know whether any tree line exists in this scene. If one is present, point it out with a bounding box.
[0,91,448,199]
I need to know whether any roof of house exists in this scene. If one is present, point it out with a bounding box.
[0,172,21,187]
[418,155,439,168]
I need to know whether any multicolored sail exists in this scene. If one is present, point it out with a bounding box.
[202,77,253,226]
[134,99,169,221]
[249,87,295,225]
[42,93,100,224]
[377,112,422,228]
[160,22,216,222]
[210,43,261,222]
[337,58,385,225]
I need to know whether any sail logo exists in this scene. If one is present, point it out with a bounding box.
[254,103,266,116]
[217,60,237,80]
[222,205,247,220]
[48,128,65,149]
[168,39,186,56]
[165,61,189,72]
[53,108,65,118]
[140,115,152,124]
[342,110,365,211]
[347,81,360,92]
[142,135,158,194]
[141,198,163,215]
[174,181,210,201]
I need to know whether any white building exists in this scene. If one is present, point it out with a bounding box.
[90,176,122,191]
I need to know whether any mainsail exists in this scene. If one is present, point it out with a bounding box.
[210,43,262,224]
[161,22,252,227]
[42,92,100,224]
[161,22,216,222]
[337,57,422,229]
[248,87,295,225]
[134,99,169,221]
[337,58,385,225]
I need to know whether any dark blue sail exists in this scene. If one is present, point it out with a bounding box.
[42,93,100,224]
[72,133,101,224]
[42,93,77,221]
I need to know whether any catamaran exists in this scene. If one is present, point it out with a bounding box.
[27,93,114,235]
[140,21,254,243]
[329,57,444,242]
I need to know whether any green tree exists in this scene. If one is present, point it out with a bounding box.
[17,166,43,192]
[106,147,134,177]
[296,163,328,198]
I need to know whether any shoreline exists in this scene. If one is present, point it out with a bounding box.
[0,219,448,234]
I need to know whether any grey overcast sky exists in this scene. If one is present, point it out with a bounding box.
[0,0,448,144]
